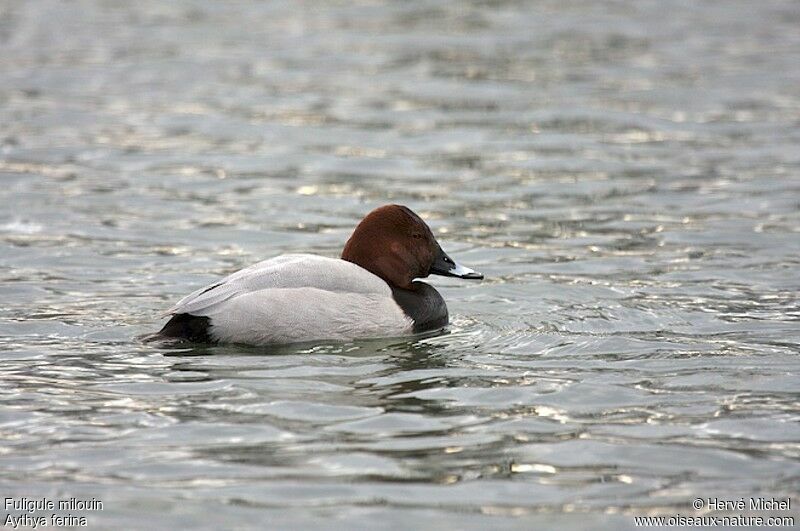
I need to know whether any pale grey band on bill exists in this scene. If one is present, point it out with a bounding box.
[449,262,476,277]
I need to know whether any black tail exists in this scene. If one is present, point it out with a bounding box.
[150,313,214,343]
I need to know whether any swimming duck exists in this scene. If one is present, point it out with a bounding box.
[155,204,483,345]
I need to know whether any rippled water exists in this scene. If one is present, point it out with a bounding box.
[1,0,799,528]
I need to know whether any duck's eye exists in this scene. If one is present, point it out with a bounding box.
[412,233,423,239]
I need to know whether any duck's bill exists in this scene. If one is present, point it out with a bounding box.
[430,248,483,280]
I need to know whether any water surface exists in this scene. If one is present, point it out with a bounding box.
[1,0,799,528]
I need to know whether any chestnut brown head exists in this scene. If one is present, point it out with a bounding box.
[341,204,483,289]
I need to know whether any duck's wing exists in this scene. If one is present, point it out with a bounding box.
[164,254,390,317]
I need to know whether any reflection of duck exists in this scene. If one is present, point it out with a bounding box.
[154,205,482,346]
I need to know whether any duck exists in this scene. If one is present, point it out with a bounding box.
[154,204,483,345]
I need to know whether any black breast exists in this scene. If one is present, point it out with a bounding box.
[391,281,449,333]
